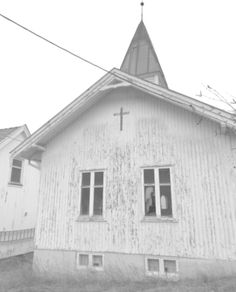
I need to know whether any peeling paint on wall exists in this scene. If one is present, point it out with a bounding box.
[36,88,236,261]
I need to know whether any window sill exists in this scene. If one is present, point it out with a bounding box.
[76,216,107,223]
[8,182,23,187]
[146,272,179,280]
[141,216,178,223]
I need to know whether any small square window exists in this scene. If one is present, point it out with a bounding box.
[164,260,177,274]
[92,255,103,267]
[147,258,159,272]
[79,254,89,266]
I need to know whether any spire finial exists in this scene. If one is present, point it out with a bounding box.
[140,1,144,21]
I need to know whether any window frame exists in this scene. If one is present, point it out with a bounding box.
[145,257,160,276]
[9,158,24,186]
[142,166,175,220]
[79,169,105,218]
[145,257,178,278]
[76,253,89,269]
[163,259,178,276]
[76,253,104,271]
[92,254,104,271]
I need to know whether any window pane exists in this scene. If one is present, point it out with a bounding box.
[8,231,13,241]
[82,173,90,187]
[10,167,21,183]
[93,187,103,216]
[12,159,22,167]
[92,255,103,267]
[144,186,156,216]
[160,185,172,216]
[164,260,176,273]
[80,188,90,215]
[5,232,9,242]
[144,169,154,184]
[94,172,103,186]
[147,259,159,272]
[79,254,89,266]
[159,168,170,184]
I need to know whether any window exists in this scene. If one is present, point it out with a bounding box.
[79,254,89,266]
[10,159,23,184]
[147,259,159,272]
[76,253,104,270]
[164,260,177,274]
[80,171,104,217]
[146,257,178,277]
[92,255,103,268]
[143,167,173,217]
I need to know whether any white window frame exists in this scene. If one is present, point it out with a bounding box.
[142,166,175,219]
[145,257,178,278]
[76,253,89,269]
[145,257,160,276]
[76,253,104,271]
[9,158,24,185]
[91,254,104,271]
[79,170,105,218]
[163,259,179,277]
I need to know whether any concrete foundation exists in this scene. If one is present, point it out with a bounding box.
[0,239,34,259]
[33,249,236,280]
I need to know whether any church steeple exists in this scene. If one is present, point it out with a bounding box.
[120,20,168,89]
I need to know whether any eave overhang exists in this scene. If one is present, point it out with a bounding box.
[11,68,236,162]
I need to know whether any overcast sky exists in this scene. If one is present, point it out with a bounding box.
[0,0,236,133]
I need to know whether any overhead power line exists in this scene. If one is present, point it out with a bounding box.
[0,12,235,133]
[0,12,110,75]
[0,12,188,103]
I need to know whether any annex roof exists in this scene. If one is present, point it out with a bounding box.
[0,127,19,143]
[120,21,168,89]
[0,124,30,151]
[11,68,236,162]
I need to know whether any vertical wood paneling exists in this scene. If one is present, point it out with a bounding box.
[37,87,236,261]
[0,135,40,246]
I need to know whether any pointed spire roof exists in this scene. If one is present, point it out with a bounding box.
[120,21,168,88]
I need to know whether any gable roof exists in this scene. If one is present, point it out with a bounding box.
[0,125,31,151]
[11,68,236,162]
[120,21,168,89]
[0,127,19,143]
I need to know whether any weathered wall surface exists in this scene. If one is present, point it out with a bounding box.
[0,134,40,231]
[0,238,34,259]
[36,87,236,261]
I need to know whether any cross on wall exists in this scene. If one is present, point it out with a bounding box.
[113,107,129,131]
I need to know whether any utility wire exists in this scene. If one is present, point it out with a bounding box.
[0,12,189,104]
[0,12,151,92]
[0,12,111,75]
[0,12,235,131]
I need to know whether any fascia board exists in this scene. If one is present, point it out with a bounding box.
[112,69,236,128]
[11,71,115,158]
[11,68,236,158]
[0,125,29,151]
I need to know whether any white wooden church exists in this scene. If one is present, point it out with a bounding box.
[12,20,236,279]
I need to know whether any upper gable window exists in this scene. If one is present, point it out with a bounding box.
[143,167,173,217]
[80,171,104,217]
[10,159,23,185]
